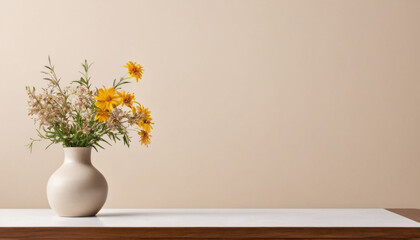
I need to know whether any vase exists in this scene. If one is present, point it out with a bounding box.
[47,147,108,217]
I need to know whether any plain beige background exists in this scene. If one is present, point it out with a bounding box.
[0,0,419,209]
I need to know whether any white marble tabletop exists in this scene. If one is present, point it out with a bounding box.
[0,209,419,228]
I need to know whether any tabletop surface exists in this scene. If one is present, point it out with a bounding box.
[0,209,419,228]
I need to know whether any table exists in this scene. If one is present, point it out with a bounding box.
[0,209,419,239]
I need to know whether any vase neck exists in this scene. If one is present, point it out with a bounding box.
[63,147,92,165]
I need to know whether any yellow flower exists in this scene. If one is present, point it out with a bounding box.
[94,87,120,111]
[95,110,110,123]
[135,104,151,118]
[133,104,153,132]
[138,130,151,147]
[117,90,136,108]
[123,61,143,82]
[138,117,154,133]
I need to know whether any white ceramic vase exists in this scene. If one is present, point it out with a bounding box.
[47,147,108,217]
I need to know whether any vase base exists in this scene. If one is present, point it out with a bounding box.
[53,210,100,217]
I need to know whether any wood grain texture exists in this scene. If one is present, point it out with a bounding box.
[0,227,420,239]
[388,209,420,223]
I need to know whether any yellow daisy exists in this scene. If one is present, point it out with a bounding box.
[117,90,136,108]
[138,116,154,133]
[138,130,151,147]
[133,104,153,132]
[123,61,143,82]
[95,110,110,123]
[94,87,120,111]
[135,104,151,118]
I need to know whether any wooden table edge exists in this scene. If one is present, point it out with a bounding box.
[1,227,420,239]
[0,209,419,239]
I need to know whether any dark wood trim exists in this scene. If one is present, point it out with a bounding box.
[0,227,420,239]
[387,208,420,223]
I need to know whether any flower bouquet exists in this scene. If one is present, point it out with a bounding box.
[25,57,154,217]
[27,57,153,151]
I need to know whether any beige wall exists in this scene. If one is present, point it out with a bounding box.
[0,0,419,209]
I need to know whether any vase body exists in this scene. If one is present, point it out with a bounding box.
[47,147,108,217]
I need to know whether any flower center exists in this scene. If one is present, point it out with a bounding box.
[106,96,113,101]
